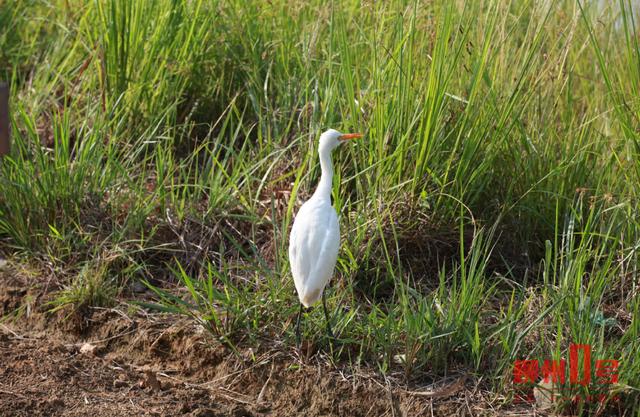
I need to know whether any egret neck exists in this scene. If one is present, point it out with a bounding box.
[312,146,334,201]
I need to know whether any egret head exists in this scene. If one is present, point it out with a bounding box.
[318,129,363,154]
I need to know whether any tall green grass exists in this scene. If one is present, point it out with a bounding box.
[1,0,638,413]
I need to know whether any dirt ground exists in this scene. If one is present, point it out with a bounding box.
[0,267,533,417]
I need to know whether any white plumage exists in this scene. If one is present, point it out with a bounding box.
[288,129,362,340]
[289,195,340,307]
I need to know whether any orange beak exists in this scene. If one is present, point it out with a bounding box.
[338,133,363,142]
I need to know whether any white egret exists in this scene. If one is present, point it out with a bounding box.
[289,128,363,343]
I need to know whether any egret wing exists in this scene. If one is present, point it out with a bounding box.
[289,201,340,306]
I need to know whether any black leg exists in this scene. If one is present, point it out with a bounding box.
[295,303,303,346]
[322,291,334,339]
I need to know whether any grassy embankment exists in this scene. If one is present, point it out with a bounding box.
[1,0,639,413]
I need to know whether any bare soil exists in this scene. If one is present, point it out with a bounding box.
[0,266,530,417]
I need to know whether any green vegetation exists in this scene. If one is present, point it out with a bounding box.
[1,0,639,413]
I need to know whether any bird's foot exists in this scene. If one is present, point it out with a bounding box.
[326,326,335,341]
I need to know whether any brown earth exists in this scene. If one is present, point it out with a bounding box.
[0,265,534,417]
